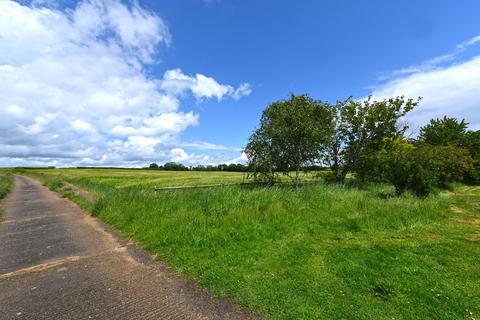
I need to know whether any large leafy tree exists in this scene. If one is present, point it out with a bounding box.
[244,94,335,188]
[419,117,480,183]
[419,116,469,146]
[325,96,420,183]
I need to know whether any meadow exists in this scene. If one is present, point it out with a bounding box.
[0,173,13,218]
[8,168,480,319]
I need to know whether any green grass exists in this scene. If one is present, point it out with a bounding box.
[16,168,250,189]
[0,173,13,199]
[13,168,327,190]
[0,173,14,219]
[15,168,480,319]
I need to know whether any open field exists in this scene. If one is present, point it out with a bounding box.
[9,168,480,319]
[10,168,326,191]
[14,168,250,189]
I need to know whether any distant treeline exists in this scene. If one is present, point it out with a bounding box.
[146,162,328,172]
[147,162,250,172]
[13,166,57,169]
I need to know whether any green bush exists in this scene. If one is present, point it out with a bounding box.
[379,140,474,196]
[419,117,480,185]
[383,142,436,196]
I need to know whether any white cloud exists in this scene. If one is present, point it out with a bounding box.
[0,0,250,167]
[222,151,248,165]
[232,83,252,100]
[372,35,480,131]
[456,35,480,50]
[160,68,251,101]
[71,119,97,134]
[169,148,189,162]
[378,34,480,80]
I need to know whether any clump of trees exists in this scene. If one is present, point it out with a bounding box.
[419,116,480,184]
[326,96,419,183]
[379,116,479,196]
[245,94,334,187]
[244,94,479,195]
[377,139,474,196]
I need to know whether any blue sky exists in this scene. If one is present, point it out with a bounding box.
[153,0,480,148]
[1,0,480,167]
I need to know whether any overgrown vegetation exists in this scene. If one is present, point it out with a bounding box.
[12,169,96,212]
[245,95,479,195]
[419,116,480,184]
[16,168,480,320]
[0,173,14,219]
[0,173,13,199]
[378,140,474,196]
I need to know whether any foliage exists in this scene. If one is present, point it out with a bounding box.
[244,128,279,184]
[464,130,480,183]
[464,130,480,159]
[149,162,159,169]
[147,162,249,172]
[379,139,474,196]
[379,140,436,196]
[419,116,469,146]
[0,173,13,200]
[163,162,189,171]
[325,96,420,183]
[245,94,334,187]
[419,117,480,183]
[434,145,475,185]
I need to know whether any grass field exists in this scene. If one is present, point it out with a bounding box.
[17,168,250,189]
[11,168,480,319]
[0,173,14,219]
[0,173,13,198]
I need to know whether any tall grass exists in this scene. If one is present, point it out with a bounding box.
[92,183,478,319]
[0,173,14,219]
[0,173,13,199]
[16,169,480,319]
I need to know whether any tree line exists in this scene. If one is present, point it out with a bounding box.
[147,162,249,172]
[244,94,479,195]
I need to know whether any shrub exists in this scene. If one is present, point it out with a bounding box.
[379,140,474,196]
[381,141,435,196]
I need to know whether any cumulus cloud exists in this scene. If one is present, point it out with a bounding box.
[0,0,251,167]
[372,35,480,131]
[159,69,251,101]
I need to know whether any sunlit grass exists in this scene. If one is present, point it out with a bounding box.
[0,173,13,199]
[0,173,14,219]
[15,168,480,320]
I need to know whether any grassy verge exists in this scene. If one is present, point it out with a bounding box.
[15,170,95,212]
[14,169,480,319]
[0,173,14,219]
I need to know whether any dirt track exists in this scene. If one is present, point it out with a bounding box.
[0,176,251,320]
